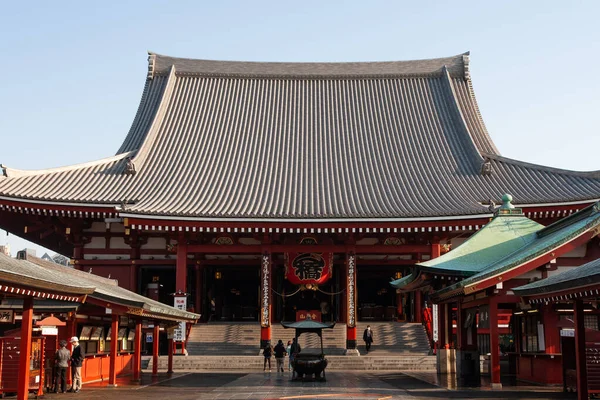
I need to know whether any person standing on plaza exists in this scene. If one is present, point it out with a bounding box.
[69,336,85,392]
[285,340,292,371]
[273,339,287,373]
[289,337,301,378]
[363,325,374,353]
[263,341,273,372]
[54,340,70,393]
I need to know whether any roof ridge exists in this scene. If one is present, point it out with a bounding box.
[148,51,470,78]
[129,66,178,170]
[486,154,600,178]
[440,66,485,170]
[0,151,135,179]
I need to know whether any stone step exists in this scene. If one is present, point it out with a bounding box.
[186,321,431,356]
[147,355,437,371]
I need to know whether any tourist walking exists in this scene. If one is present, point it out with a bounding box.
[274,339,287,373]
[69,336,85,392]
[54,340,70,393]
[263,341,274,372]
[363,325,374,353]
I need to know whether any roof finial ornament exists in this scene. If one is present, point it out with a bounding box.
[0,164,7,177]
[480,159,492,175]
[462,53,471,81]
[500,194,515,210]
[488,199,496,212]
[124,158,136,176]
[147,52,156,80]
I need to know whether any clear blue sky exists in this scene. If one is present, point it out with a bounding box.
[1,1,599,256]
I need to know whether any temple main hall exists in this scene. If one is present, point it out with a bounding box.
[0,52,599,394]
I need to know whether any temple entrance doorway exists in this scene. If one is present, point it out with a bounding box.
[205,265,259,322]
[357,265,401,322]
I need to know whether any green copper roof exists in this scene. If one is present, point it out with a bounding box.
[417,195,541,276]
[420,215,542,275]
[513,257,600,297]
[433,201,600,300]
[390,272,417,289]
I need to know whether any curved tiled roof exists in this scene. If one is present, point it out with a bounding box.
[1,52,600,220]
[513,257,600,297]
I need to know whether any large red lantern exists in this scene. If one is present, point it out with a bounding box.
[285,237,333,286]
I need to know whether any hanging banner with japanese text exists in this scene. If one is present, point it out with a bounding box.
[173,296,187,342]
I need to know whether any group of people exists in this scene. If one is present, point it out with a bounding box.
[53,336,85,393]
[263,338,301,373]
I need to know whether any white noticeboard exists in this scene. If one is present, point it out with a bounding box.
[537,322,546,351]
[173,297,186,342]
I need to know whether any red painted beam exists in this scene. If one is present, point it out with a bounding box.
[17,297,33,400]
[185,244,431,254]
[108,314,118,386]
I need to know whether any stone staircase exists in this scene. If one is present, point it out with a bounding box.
[148,354,437,371]
[186,321,261,355]
[186,321,430,356]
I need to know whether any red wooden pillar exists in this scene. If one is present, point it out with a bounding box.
[167,338,174,373]
[65,313,77,385]
[260,251,272,348]
[431,243,441,259]
[573,299,588,400]
[456,301,464,349]
[152,324,160,376]
[133,321,142,381]
[108,313,119,386]
[17,297,33,400]
[194,263,203,317]
[489,297,501,389]
[414,290,423,323]
[346,251,358,354]
[176,238,188,294]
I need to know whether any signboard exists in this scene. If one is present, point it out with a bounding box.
[173,296,187,342]
[41,327,58,335]
[0,310,14,323]
[261,255,271,327]
[296,310,321,322]
[146,332,153,343]
[561,329,575,337]
[478,305,490,329]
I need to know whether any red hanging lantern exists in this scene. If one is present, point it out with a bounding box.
[285,237,333,286]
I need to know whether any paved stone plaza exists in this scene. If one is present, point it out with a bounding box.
[49,371,575,400]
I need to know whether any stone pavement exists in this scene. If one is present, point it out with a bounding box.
[43,371,576,400]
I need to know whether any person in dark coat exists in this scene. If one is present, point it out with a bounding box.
[273,339,287,373]
[69,336,85,392]
[263,341,274,372]
[54,340,70,393]
[363,325,374,353]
